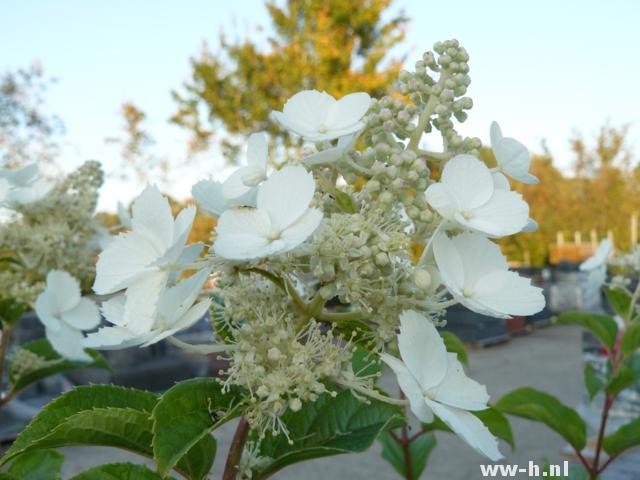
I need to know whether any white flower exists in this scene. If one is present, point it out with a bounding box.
[222,132,269,199]
[93,186,196,332]
[303,133,357,166]
[191,133,268,217]
[270,90,371,141]
[491,170,538,233]
[433,232,545,318]
[381,310,503,461]
[580,239,612,289]
[35,270,100,362]
[84,268,212,350]
[490,121,538,185]
[0,163,53,206]
[214,165,323,261]
[425,154,529,237]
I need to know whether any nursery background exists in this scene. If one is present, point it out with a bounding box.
[1,1,640,479]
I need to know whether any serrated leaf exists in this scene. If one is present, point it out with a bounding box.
[621,323,640,356]
[495,387,586,451]
[422,406,514,449]
[379,431,436,479]
[440,331,468,365]
[584,364,605,401]
[7,449,64,480]
[9,339,110,396]
[603,417,640,457]
[604,288,637,321]
[557,312,618,351]
[70,463,171,480]
[152,378,243,477]
[255,387,404,478]
[0,385,208,480]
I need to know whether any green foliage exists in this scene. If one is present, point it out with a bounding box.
[604,288,637,321]
[543,462,590,480]
[70,463,171,480]
[422,407,514,450]
[152,378,243,477]
[379,431,436,480]
[584,364,605,401]
[603,417,640,457]
[171,0,407,157]
[0,385,212,480]
[8,338,109,396]
[6,449,63,480]
[440,331,468,365]
[350,348,383,378]
[0,298,26,326]
[621,323,640,355]
[254,386,404,478]
[556,312,618,351]
[606,363,637,396]
[496,387,586,451]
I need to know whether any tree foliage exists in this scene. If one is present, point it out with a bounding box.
[171,0,407,159]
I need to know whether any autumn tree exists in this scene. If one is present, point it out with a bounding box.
[0,63,63,168]
[171,0,407,159]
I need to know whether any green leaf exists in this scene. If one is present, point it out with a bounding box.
[379,431,436,480]
[332,318,376,347]
[256,387,404,478]
[422,407,514,449]
[7,449,64,480]
[543,462,590,479]
[607,364,636,396]
[603,417,640,457]
[495,387,586,451]
[440,331,468,365]
[152,378,243,477]
[9,338,110,396]
[0,473,20,479]
[70,463,171,480]
[557,312,618,351]
[210,293,236,344]
[621,323,640,356]
[0,298,26,326]
[584,364,605,401]
[351,348,383,378]
[335,191,358,214]
[604,288,637,321]
[0,385,208,480]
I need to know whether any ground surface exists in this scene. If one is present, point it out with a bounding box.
[54,324,621,479]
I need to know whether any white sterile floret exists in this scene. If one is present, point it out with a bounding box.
[0,163,53,206]
[381,310,503,461]
[490,169,538,233]
[191,133,269,217]
[303,133,357,166]
[35,270,100,362]
[84,268,212,350]
[270,90,371,141]
[93,185,196,332]
[580,239,613,289]
[433,232,545,318]
[425,154,529,237]
[490,121,538,185]
[214,165,323,261]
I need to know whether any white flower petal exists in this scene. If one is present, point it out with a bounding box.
[491,171,511,191]
[397,311,448,390]
[83,325,148,350]
[325,92,371,131]
[440,155,494,210]
[47,324,92,362]
[489,121,503,150]
[425,183,458,220]
[433,234,465,292]
[130,186,174,252]
[580,239,612,271]
[101,296,127,327]
[61,297,101,330]
[223,167,260,199]
[464,189,529,237]
[279,208,323,252]
[214,208,273,260]
[257,166,315,232]
[34,291,62,332]
[157,268,211,322]
[425,399,503,461]
[473,270,545,316]
[434,353,490,411]
[276,90,335,135]
[123,271,167,334]
[246,132,269,168]
[45,270,82,313]
[381,353,434,423]
[522,218,538,232]
[192,179,228,217]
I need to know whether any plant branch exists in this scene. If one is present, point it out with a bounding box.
[591,393,614,477]
[401,421,413,480]
[407,73,448,151]
[223,417,251,480]
[0,325,12,395]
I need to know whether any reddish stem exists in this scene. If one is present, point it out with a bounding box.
[222,417,250,480]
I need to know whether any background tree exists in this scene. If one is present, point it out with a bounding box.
[0,62,63,168]
[171,0,408,160]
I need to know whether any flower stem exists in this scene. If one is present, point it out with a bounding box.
[166,336,236,355]
[401,421,413,480]
[336,378,409,407]
[222,417,250,480]
[0,325,12,396]
[591,394,613,478]
[408,73,448,152]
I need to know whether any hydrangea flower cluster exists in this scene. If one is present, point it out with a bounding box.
[0,161,104,303]
[53,40,544,463]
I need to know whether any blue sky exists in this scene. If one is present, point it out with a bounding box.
[1,0,639,210]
